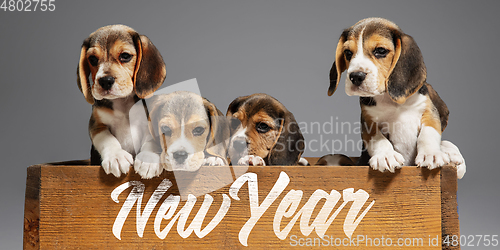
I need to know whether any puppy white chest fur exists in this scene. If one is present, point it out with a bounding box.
[364,93,427,165]
[96,101,138,155]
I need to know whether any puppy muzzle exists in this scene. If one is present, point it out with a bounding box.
[98,76,115,90]
[232,139,248,153]
[229,137,249,163]
[349,72,366,87]
[173,150,189,164]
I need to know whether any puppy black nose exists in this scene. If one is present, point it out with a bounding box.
[98,76,115,90]
[233,140,248,152]
[173,151,188,163]
[349,72,366,86]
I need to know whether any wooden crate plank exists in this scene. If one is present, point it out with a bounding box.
[441,166,460,250]
[24,165,41,250]
[21,163,454,249]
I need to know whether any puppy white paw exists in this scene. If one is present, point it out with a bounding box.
[134,151,162,179]
[441,140,466,179]
[369,150,405,173]
[238,155,266,166]
[101,149,133,177]
[415,150,450,170]
[298,157,309,166]
[202,157,225,166]
[453,162,466,179]
[441,141,464,165]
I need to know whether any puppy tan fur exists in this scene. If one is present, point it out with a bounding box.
[226,93,307,166]
[77,24,166,177]
[134,91,229,177]
[328,18,465,178]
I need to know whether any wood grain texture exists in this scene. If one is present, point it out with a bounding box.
[24,159,459,249]
[441,166,460,250]
[24,165,41,250]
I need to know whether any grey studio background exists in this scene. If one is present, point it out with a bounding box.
[0,0,498,249]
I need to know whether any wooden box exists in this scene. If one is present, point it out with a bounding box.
[24,158,459,249]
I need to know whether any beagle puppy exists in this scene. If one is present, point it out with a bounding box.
[135,91,230,176]
[328,18,465,178]
[226,93,307,166]
[77,24,166,177]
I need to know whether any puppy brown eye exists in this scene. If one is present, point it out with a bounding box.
[256,122,270,133]
[192,126,205,136]
[344,50,353,61]
[119,52,133,63]
[373,47,389,58]
[161,125,172,137]
[88,55,98,66]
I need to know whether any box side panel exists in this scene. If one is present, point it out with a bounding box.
[24,165,41,250]
[37,165,443,249]
[441,166,460,250]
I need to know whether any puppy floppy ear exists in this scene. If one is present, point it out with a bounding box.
[226,95,251,117]
[267,112,305,166]
[132,34,166,99]
[328,30,348,96]
[425,83,449,131]
[145,95,164,142]
[386,31,426,104]
[204,98,230,164]
[77,39,94,104]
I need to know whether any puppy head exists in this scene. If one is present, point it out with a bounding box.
[149,91,228,171]
[77,24,166,104]
[226,93,304,165]
[328,17,426,104]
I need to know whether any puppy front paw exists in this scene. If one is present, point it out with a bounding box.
[453,162,466,179]
[415,149,450,170]
[237,155,266,166]
[369,150,405,173]
[441,141,464,165]
[298,157,309,166]
[101,149,134,177]
[441,140,466,179]
[202,157,225,166]
[134,151,162,179]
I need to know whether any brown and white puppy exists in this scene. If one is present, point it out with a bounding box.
[77,24,166,177]
[328,18,465,178]
[136,91,229,175]
[226,93,307,166]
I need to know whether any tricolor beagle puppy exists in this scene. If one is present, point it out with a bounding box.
[77,24,166,177]
[135,91,229,177]
[328,18,465,178]
[226,93,308,166]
